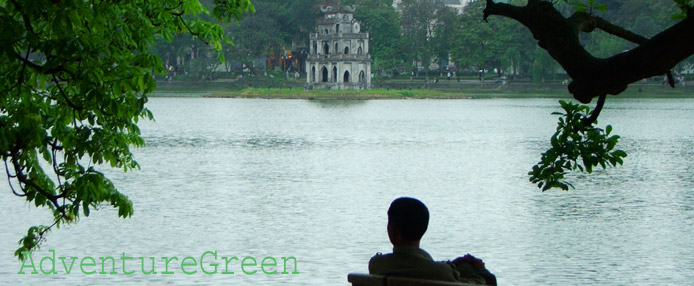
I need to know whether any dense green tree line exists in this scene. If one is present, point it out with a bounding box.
[153,0,684,81]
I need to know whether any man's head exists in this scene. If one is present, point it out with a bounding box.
[387,197,429,246]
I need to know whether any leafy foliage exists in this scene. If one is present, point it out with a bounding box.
[672,0,693,19]
[531,46,558,83]
[0,0,252,259]
[399,0,445,75]
[529,101,627,191]
[351,2,403,74]
[223,2,284,74]
[565,0,608,14]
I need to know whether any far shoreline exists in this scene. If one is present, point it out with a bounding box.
[152,86,694,100]
[151,80,694,100]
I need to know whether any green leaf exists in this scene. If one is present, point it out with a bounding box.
[613,150,627,158]
[594,3,608,13]
[83,202,90,217]
[113,82,121,96]
[138,74,145,90]
[569,1,588,8]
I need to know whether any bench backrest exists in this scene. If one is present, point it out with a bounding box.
[348,273,479,286]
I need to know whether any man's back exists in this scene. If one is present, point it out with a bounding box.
[369,246,468,282]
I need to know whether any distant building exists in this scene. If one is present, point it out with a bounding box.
[306,5,371,90]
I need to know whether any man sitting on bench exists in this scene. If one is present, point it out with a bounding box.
[369,197,496,285]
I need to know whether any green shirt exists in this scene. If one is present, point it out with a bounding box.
[368,246,485,284]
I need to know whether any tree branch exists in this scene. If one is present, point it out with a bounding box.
[577,14,676,88]
[583,15,648,44]
[51,74,83,111]
[10,152,61,203]
[50,139,67,198]
[9,0,39,38]
[4,159,26,197]
[14,48,32,98]
[177,17,210,45]
[13,52,72,76]
[40,215,65,237]
[582,94,605,126]
[484,0,694,103]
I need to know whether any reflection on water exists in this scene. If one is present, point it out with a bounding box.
[144,135,312,149]
[1,98,693,285]
[307,99,368,108]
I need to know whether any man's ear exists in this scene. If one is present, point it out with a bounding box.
[387,222,400,244]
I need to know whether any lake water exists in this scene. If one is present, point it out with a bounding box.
[1,97,693,285]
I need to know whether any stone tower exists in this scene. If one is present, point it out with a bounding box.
[306,5,371,90]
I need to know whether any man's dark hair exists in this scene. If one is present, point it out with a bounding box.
[388,197,429,241]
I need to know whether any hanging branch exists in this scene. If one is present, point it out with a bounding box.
[582,94,605,126]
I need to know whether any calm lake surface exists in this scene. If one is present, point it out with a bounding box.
[2,97,693,285]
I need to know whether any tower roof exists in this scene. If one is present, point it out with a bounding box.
[320,5,356,14]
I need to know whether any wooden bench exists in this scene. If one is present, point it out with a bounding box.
[348,273,481,286]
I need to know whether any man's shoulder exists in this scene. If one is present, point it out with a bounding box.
[368,252,393,272]
[369,252,390,262]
